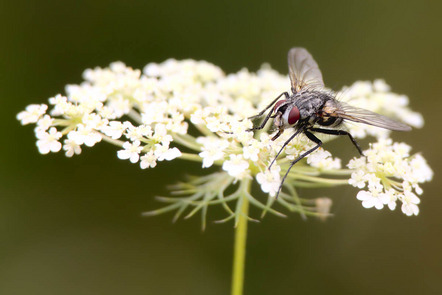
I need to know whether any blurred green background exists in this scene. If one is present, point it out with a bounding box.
[1,0,441,294]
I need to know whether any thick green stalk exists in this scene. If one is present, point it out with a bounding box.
[231,190,249,295]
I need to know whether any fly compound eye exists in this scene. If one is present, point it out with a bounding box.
[288,106,300,125]
[273,100,287,113]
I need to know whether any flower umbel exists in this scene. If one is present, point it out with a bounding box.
[18,59,432,223]
[348,139,432,216]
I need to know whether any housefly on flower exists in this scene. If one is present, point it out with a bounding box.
[249,48,411,198]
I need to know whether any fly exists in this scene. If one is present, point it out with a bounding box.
[249,48,411,198]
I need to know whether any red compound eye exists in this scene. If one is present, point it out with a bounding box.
[288,106,300,125]
[273,100,286,113]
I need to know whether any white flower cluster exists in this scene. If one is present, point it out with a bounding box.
[17,59,431,217]
[348,139,433,216]
[16,61,201,166]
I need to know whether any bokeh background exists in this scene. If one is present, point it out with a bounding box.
[1,0,441,294]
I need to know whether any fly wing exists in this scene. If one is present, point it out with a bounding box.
[288,48,325,92]
[335,102,411,131]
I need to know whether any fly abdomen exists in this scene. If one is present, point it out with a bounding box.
[316,116,343,127]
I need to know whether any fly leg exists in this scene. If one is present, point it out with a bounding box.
[268,127,304,169]
[246,108,276,132]
[247,91,289,131]
[248,91,289,120]
[310,128,364,156]
[275,131,322,199]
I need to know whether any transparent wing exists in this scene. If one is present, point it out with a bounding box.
[288,47,325,92]
[336,102,411,131]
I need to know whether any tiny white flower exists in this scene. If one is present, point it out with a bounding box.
[63,139,82,157]
[144,63,162,76]
[401,110,424,128]
[348,170,366,189]
[189,108,206,125]
[373,79,391,92]
[356,190,384,210]
[307,148,341,170]
[166,119,188,135]
[400,191,420,216]
[346,81,373,97]
[49,98,74,117]
[65,84,107,104]
[413,184,423,195]
[197,137,229,168]
[141,101,169,125]
[222,154,249,179]
[154,144,181,161]
[48,94,67,106]
[109,61,128,72]
[364,173,383,193]
[102,121,127,139]
[68,124,102,147]
[17,104,48,125]
[256,165,281,197]
[124,122,152,141]
[108,95,131,117]
[243,139,262,162]
[82,113,108,130]
[140,151,157,169]
[228,118,253,137]
[36,127,62,154]
[409,154,433,183]
[152,124,173,144]
[117,140,143,163]
[97,105,118,120]
[380,189,397,211]
[393,142,411,158]
[345,123,368,139]
[50,94,91,118]
[35,115,54,132]
[138,125,153,138]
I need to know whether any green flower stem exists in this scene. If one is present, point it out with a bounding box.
[293,166,354,176]
[231,180,250,295]
[321,168,354,175]
[290,174,349,185]
[60,125,77,136]
[128,109,143,124]
[101,134,125,147]
[179,152,204,162]
[194,123,214,137]
[172,133,202,151]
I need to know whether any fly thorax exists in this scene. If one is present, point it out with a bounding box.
[295,91,326,118]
